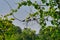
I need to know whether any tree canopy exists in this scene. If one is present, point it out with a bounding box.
[0,0,60,40]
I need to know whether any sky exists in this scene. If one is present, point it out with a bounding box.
[0,0,52,34]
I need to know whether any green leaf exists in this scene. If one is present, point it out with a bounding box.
[17,3,22,9]
[22,1,27,6]
[10,18,15,20]
[41,0,46,3]
[27,0,32,6]
[46,3,49,6]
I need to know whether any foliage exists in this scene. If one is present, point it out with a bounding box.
[0,0,60,40]
[39,26,60,40]
[18,28,36,40]
[0,17,22,40]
